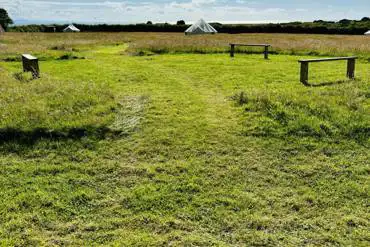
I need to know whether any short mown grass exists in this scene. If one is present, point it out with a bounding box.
[0,34,369,246]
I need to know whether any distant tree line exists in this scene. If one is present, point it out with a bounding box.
[214,19,370,35]
[8,18,370,35]
[9,23,187,33]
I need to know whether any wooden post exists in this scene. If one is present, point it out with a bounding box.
[22,54,39,78]
[230,44,235,58]
[347,58,355,79]
[300,62,309,85]
[264,46,269,59]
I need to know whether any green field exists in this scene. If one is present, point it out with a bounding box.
[0,33,369,246]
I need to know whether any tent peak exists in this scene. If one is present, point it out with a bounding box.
[185,18,217,35]
[63,24,80,32]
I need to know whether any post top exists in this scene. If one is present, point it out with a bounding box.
[22,54,38,60]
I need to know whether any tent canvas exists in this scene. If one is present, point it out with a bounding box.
[0,24,4,33]
[185,19,217,35]
[365,30,370,35]
[63,24,80,32]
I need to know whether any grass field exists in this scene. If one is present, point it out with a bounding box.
[0,33,369,246]
[1,32,370,58]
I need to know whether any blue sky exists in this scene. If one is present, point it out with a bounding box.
[1,0,369,24]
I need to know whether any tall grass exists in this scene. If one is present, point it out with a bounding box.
[1,33,370,59]
[238,85,369,143]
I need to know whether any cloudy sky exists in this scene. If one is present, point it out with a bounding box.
[1,0,369,24]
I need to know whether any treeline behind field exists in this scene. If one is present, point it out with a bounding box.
[8,18,370,35]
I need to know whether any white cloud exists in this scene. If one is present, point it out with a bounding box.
[0,0,369,24]
[169,0,216,10]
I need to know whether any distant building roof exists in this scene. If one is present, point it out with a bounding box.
[63,24,80,32]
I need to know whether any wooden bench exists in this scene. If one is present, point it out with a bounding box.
[298,57,357,85]
[230,44,271,59]
[22,54,39,78]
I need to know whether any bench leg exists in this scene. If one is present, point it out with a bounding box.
[31,64,40,78]
[264,46,269,59]
[28,61,40,78]
[230,44,235,58]
[300,62,309,85]
[347,59,355,79]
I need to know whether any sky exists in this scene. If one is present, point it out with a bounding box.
[1,0,369,24]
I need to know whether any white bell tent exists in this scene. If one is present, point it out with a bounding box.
[185,19,217,35]
[63,24,80,32]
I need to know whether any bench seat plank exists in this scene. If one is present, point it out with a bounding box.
[298,56,357,85]
[22,54,38,60]
[230,43,270,47]
[299,57,357,63]
[230,43,271,59]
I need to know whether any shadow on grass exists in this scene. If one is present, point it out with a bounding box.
[13,72,37,83]
[0,126,124,146]
[304,79,355,87]
[57,53,86,60]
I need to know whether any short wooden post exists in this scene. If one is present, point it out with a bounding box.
[22,54,39,78]
[264,46,269,59]
[230,44,235,58]
[300,62,309,85]
[347,58,355,79]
